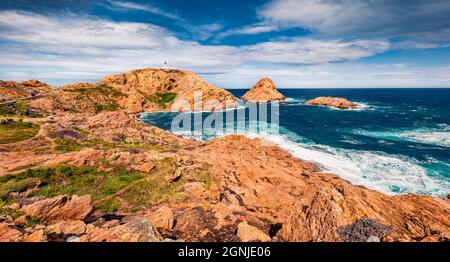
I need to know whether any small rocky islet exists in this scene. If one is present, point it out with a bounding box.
[0,68,448,242]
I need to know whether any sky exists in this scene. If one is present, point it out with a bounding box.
[0,0,450,88]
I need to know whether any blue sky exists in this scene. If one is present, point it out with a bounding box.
[0,0,450,88]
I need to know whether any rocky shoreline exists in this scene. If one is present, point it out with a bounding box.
[0,69,449,242]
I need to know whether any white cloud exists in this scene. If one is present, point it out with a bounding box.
[0,10,448,88]
[258,0,450,39]
[242,38,390,65]
[106,0,183,21]
[215,24,280,39]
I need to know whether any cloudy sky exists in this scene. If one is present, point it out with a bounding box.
[1,0,450,88]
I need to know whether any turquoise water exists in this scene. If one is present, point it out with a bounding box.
[140,88,450,197]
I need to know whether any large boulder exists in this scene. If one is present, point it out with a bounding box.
[305,96,358,110]
[21,195,94,222]
[237,221,271,242]
[241,78,285,103]
[80,219,161,242]
[0,223,24,242]
[149,206,175,231]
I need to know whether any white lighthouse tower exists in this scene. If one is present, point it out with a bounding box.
[161,61,171,70]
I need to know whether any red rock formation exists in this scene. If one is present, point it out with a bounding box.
[0,80,52,102]
[305,96,358,110]
[21,195,94,222]
[241,78,285,103]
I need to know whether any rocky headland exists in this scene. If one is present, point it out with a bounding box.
[305,97,359,110]
[2,68,239,115]
[0,80,52,103]
[0,70,449,242]
[241,78,286,103]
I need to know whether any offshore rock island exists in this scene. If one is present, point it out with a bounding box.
[241,77,286,103]
[0,68,449,242]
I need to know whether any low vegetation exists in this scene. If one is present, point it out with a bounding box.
[0,160,189,213]
[66,84,126,98]
[0,120,39,144]
[54,138,176,153]
[146,92,177,108]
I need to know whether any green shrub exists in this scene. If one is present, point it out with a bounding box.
[0,121,39,144]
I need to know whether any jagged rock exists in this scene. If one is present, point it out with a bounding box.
[79,219,161,242]
[0,223,24,242]
[0,80,52,102]
[241,78,285,103]
[46,220,87,236]
[149,206,175,231]
[100,68,239,112]
[237,221,271,242]
[21,195,94,222]
[23,229,47,242]
[305,96,358,109]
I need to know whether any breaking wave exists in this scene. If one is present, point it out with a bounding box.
[352,125,450,147]
[175,121,449,197]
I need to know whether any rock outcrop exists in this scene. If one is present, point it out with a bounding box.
[241,78,285,103]
[305,96,358,110]
[21,195,94,222]
[0,80,52,102]
[0,223,24,242]
[26,68,238,114]
[1,70,449,243]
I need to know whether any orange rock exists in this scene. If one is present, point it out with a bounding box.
[237,221,271,242]
[305,96,358,109]
[21,195,94,222]
[0,223,23,242]
[241,78,285,103]
[47,220,87,236]
[80,219,161,242]
[0,80,52,102]
[149,206,175,231]
[23,229,47,242]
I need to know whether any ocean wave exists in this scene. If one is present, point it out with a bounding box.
[352,126,450,147]
[178,121,449,197]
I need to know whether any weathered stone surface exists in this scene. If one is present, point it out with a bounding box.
[21,195,94,222]
[47,220,87,236]
[23,229,47,242]
[242,78,285,103]
[237,222,271,242]
[0,80,52,102]
[0,223,23,242]
[149,206,175,231]
[80,219,161,242]
[305,96,358,109]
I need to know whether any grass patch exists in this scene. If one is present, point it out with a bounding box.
[0,177,41,198]
[0,159,191,213]
[0,206,24,219]
[147,93,177,108]
[54,138,84,153]
[67,84,126,97]
[95,197,121,213]
[0,120,39,144]
[95,101,120,112]
[120,158,185,211]
[54,138,176,153]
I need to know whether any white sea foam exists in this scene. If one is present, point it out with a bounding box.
[180,122,449,197]
[352,126,450,147]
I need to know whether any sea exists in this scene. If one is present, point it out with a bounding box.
[140,88,450,198]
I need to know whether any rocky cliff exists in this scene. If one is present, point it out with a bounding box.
[0,111,448,242]
[0,70,449,242]
[0,80,52,102]
[305,96,358,110]
[241,78,286,103]
[23,68,238,114]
